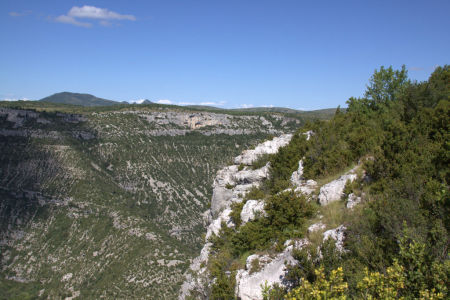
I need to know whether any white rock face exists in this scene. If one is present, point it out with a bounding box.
[233,164,270,184]
[240,200,265,224]
[234,134,292,165]
[290,160,304,186]
[180,135,291,299]
[290,159,317,196]
[211,166,239,217]
[304,130,314,141]
[318,168,358,206]
[346,193,361,209]
[307,222,326,234]
[205,208,233,240]
[294,179,318,196]
[236,239,308,300]
[236,253,294,300]
[211,164,271,217]
[323,225,346,252]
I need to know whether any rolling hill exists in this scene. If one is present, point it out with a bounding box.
[40,92,120,107]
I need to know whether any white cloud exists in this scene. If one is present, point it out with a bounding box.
[239,104,254,108]
[262,104,274,108]
[129,99,146,104]
[55,15,92,28]
[68,6,136,21]
[2,98,30,101]
[55,5,136,28]
[200,101,225,106]
[157,99,173,105]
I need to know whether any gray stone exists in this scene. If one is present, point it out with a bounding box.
[318,168,358,206]
[323,225,346,252]
[346,193,361,209]
[240,200,265,224]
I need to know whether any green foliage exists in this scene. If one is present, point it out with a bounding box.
[225,183,235,189]
[252,153,271,170]
[364,65,410,106]
[249,258,261,274]
[261,282,285,300]
[275,65,449,299]
[244,186,266,200]
[268,132,308,192]
[208,192,316,293]
[229,201,245,227]
[209,250,237,300]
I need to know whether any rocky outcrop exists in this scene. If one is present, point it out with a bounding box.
[240,200,265,225]
[346,193,362,209]
[290,159,317,196]
[308,222,326,234]
[235,238,308,300]
[179,134,293,299]
[323,225,346,252]
[211,136,292,217]
[233,164,270,185]
[318,167,358,205]
[290,160,304,186]
[180,135,292,299]
[234,134,292,165]
[205,208,233,240]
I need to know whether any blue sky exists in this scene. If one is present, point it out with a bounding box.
[1,0,449,109]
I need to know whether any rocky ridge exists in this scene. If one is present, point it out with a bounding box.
[179,134,293,299]
[181,131,367,299]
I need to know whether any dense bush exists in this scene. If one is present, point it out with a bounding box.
[284,65,449,298]
[207,65,449,299]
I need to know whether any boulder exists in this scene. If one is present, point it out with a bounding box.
[323,225,346,252]
[318,168,358,206]
[346,193,361,209]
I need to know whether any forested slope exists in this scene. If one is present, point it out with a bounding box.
[188,65,449,299]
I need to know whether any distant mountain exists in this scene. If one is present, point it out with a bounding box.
[130,99,153,105]
[40,92,120,107]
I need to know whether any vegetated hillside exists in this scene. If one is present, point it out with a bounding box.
[40,92,120,106]
[185,65,449,299]
[0,103,309,299]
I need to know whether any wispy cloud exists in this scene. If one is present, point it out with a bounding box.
[9,10,32,17]
[55,15,92,28]
[157,99,173,105]
[55,5,136,28]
